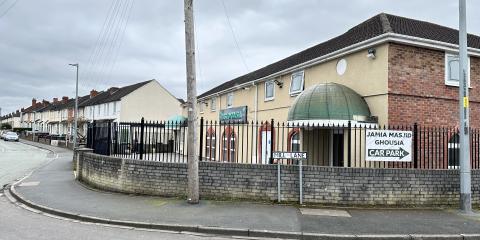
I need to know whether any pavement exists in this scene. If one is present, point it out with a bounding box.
[6,140,480,239]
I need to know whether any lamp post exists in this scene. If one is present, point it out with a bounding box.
[69,63,79,149]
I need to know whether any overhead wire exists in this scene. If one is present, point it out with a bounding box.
[220,0,249,72]
[90,0,127,89]
[0,0,19,19]
[91,0,134,91]
[82,0,118,89]
[102,0,135,89]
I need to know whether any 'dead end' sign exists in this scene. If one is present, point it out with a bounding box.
[365,130,412,162]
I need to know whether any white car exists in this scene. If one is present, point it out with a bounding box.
[4,132,19,142]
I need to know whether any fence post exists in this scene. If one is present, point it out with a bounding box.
[347,120,351,167]
[270,118,274,164]
[199,117,204,161]
[107,121,112,155]
[413,123,418,168]
[140,117,144,160]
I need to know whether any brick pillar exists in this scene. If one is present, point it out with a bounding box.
[74,148,93,181]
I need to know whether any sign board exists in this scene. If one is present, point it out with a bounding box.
[273,151,307,160]
[366,130,412,162]
[219,106,247,124]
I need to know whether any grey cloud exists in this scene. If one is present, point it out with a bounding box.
[0,0,478,114]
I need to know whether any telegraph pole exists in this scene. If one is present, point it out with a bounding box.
[458,0,471,213]
[184,0,199,204]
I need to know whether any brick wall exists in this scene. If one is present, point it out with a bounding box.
[388,43,480,127]
[79,152,480,207]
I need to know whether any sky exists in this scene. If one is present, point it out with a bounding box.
[0,0,479,115]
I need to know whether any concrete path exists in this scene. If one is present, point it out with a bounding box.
[8,140,480,239]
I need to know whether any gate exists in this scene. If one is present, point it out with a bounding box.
[87,121,113,155]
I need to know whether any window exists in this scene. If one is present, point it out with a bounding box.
[113,102,117,114]
[205,129,216,161]
[448,134,459,169]
[211,97,217,112]
[445,53,470,86]
[97,105,101,115]
[104,104,108,115]
[199,101,205,113]
[290,71,304,95]
[290,132,300,152]
[226,92,234,108]
[265,80,275,101]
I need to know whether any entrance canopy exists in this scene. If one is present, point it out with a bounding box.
[287,83,376,127]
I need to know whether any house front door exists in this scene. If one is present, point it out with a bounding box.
[261,131,272,164]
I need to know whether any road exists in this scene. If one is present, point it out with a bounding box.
[0,141,51,187]
[0,141,252,240]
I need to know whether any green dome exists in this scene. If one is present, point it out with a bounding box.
[287,83,371,122]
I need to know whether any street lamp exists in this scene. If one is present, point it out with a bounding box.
[69,63,79,149]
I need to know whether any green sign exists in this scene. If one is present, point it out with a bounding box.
[219,106,247,124]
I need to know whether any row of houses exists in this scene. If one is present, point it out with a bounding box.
[0,80,184,143]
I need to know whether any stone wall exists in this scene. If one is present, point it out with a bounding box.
[78,152,480,207]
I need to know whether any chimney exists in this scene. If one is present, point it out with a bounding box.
[21,108,24,112]
[42,99,49,105]
[90,89,98,98]
[32,98,37,107]
[53,98,58,103]
[62,96,69,103]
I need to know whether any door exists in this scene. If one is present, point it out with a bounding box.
[261,131,272,164]
[331,130,344,167]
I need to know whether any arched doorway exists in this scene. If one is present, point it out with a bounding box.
[222,127,236,162]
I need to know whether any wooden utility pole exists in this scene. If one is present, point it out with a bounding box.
[184,0,199,204]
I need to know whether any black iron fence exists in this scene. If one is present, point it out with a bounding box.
[87,118,188,162]
[87,118,480,170]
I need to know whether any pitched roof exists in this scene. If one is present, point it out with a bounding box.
[198,13,480,99]
[80,80,153,107]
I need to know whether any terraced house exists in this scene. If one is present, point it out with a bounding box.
[196,13,480,167]
[10,79,184,147]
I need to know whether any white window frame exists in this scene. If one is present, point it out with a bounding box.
[199,101,205,113]
[211,97,217,112]
[264,80,275,101]
[226,92,234,108]
[444,53,471,87]
[289,71,305,96]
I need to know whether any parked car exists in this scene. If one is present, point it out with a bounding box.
[0,130,10,139]
[4,132,19,142]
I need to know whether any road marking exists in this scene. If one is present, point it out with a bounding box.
[299,208,351,217]
[18,181,40,187]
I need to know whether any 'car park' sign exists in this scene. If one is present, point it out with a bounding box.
[366,130,412,162]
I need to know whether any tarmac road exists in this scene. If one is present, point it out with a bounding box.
[0,140,52,187]
[0,141,254,240]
